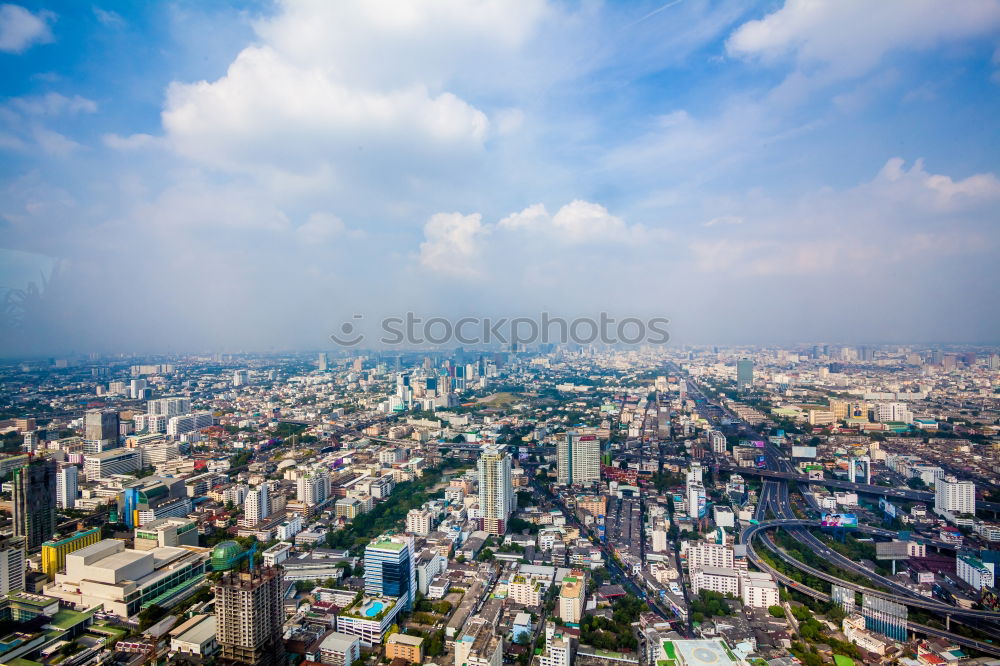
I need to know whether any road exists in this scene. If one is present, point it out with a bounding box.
[677,370,1000,653]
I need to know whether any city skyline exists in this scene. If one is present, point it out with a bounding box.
[1,1,999,354]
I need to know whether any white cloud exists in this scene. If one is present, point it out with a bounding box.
[690,157,1000,277]
[419,212,488,277]
[703,215,743,227]
[419,199,669,280]
[163,45,489,176]
[32,127,81,155]
[727,0,1000,81]
[0,4,54,53]
[102,132,160,151]
[10,93,97,116]
[93,7,124,28]
[130,180,292,233]
[155,0,563,190]
[296,212,355,244]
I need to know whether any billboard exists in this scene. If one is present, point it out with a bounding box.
[752,440,766,448]
[756,455,767,468]
[875,541,909,560]
[791,446,817,459]
[821,513,858,528]
[879,497,898,519]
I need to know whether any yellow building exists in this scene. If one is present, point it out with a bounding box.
[385,633,424,664]
[577,495,606,518]
[41,527,102,578]
[829,400,849,421]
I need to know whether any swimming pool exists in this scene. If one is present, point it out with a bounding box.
[364,601,384,617]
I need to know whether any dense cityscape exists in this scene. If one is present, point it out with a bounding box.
[3,1,1000,666]
[0,346,997,666]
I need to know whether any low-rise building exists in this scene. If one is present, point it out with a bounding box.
[319,631,361,666]
[385,633,424,664]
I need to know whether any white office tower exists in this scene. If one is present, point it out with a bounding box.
[297,470,330,506]
[318,352,328,372]
[244,485,271,526]
[556,432,600,485]
[936,475,975,515]
[233,370,249,387]
[56,465,78,509]
[0,537,26,595]
[477,446,514,536]
[146,397,192,417]
[686,462,703,485]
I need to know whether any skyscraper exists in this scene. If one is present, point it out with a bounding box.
[556,433,600,486]
[477,446,514,535]
[56,465,78,509]
[215,568,285,666]
[83,409,120,453]
[364,535,416,610]
[318,352,328,372]
[736,359,754,391]
[13,460,57,549]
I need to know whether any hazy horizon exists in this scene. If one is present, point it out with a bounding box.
[2,0,999,355]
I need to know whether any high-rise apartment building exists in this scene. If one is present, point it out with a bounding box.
[146,397,192,417]
[936,475,975,516]
[477,446,514,535]
[243,485,271,527]
[166,412,214,436]
[56,464,78,509]
[538,622,571,666]
[215,568,285,666]
[406,509,433,536]
[13,460,57,549]
[296,470,330,506]
[556,432,600,486]
[364,535,416,610]
[686,543,734,571]
[736,359,754,391]
[318,352,328,372]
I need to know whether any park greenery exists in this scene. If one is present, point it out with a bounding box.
[579,594,644,651]
[326,458,467,553]
[690,589,732,624]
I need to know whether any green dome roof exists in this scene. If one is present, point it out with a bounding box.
[211,541,244,570]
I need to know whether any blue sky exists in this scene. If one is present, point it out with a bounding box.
[1,0,999,354]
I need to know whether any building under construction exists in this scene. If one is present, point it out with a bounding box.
[215,567,285,666]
